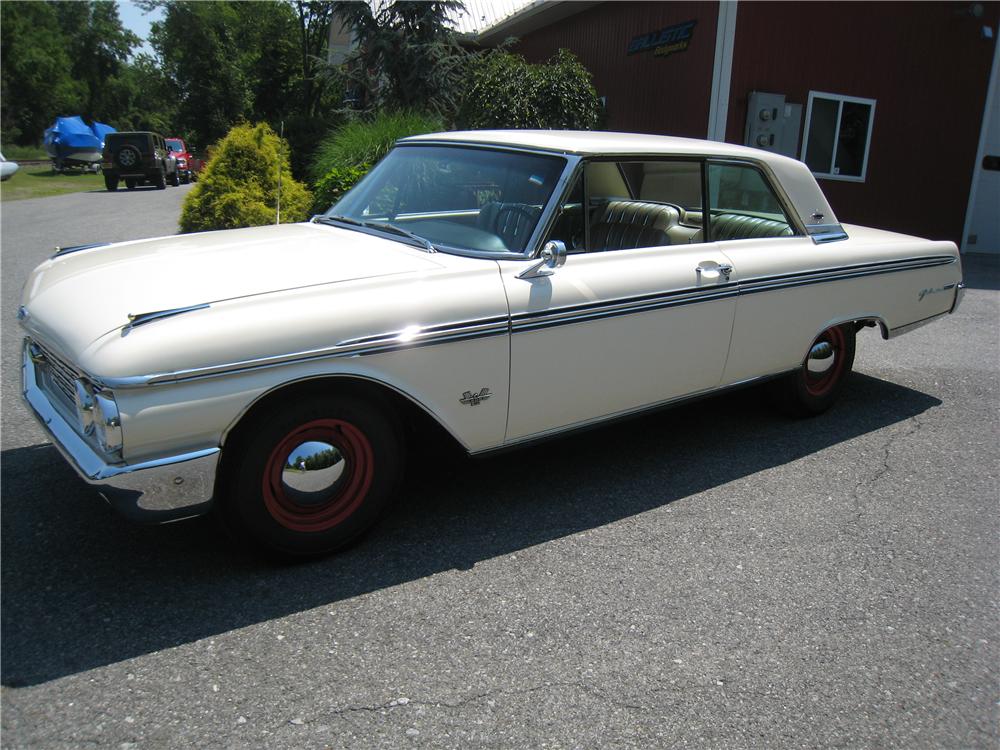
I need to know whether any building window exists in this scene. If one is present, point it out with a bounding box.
[801,91,876,182]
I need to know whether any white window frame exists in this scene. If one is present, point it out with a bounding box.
[800,91,876,182]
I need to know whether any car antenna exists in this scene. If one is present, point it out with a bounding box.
[276,120,283,225]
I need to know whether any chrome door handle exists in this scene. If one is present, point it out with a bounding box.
[696,263,733,280]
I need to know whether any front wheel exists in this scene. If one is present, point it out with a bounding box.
[220,394,402,558]
[169,170,180,187]
[769,323,856,416]
[154,170,166,190]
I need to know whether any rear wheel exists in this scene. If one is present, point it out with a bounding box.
[769,323,856,416]
[125,178,136,190]
[220,394,402,558]
[104,175,118,191]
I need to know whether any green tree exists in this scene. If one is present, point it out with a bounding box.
[0,1,84,144]
[334,1,467,117]
[52,1,139,122]
[458,49,601,131]
[103,54,178,135]
[180,122,311,232]
[148,1,252,149]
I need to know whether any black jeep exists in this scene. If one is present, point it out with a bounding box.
[102,131,179,191]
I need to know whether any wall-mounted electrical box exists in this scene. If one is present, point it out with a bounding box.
[744,91,803,158]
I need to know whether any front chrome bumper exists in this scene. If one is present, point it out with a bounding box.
[21,344,219,523]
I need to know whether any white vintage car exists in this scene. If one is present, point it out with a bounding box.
[19,131,964,556]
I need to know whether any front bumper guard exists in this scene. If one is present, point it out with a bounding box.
[21,345,219,523]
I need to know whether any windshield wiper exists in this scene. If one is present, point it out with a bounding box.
[315,215,436,253]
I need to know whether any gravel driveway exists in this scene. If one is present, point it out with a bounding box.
[1,187,997,748]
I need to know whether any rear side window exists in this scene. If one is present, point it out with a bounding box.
[707,163,796,241]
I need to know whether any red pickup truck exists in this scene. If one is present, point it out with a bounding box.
[165,137,205,183]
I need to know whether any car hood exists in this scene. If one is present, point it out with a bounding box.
[20,222,446,359]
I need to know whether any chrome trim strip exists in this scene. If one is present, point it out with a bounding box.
[91,255,959,389]
[53,242,111,258]
[512,284,739,332]
[807,223,849,244]
[740,255,956,295]
[473,369,796,455]
[22,343,219,520]
[950,281,966,314]
[888,311,950,338]
[101,315,512,388]
[123,303,211,334]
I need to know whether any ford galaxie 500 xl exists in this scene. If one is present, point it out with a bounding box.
[18,131,965,557]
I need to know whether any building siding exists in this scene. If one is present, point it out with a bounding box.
[726,1,999,242]
[513,1,718,139]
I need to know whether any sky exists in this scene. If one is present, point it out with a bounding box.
[117,0,164,58]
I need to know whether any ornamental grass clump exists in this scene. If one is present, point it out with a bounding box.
[309,110,444,214]
[180,122,311,233]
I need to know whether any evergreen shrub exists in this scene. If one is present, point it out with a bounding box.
[180,122,310,233]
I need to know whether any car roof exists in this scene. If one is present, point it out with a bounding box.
[399,129,838,230]
[403,129,781,161]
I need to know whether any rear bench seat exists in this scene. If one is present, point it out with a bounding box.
[710,213,792,240]
[591,200,682,251]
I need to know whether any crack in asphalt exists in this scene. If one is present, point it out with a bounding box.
[312,680,647,724]
[849,415,925,520]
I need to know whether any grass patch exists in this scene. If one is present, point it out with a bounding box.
[1,144,48,160]
[0,165,105,202]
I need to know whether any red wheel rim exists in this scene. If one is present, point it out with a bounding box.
[262,418,374,532]
[804,326,847,397]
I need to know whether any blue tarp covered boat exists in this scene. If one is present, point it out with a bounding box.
[43,116,117,170]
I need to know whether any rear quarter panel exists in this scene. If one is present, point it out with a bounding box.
[718,228,961,384]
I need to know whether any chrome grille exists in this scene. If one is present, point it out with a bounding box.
[34,341,78,408]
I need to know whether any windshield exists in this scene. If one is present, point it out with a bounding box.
[166,140,183,152]
[327,145,567,254]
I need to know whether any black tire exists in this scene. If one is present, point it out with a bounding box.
[769,323,856,417]
[154,170,166,190]
[169,169,180,187]
[104,175,119,191]
[125,178,136,190]
[219,393,403,558]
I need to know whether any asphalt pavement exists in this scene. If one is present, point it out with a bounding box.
[1,186,997,748]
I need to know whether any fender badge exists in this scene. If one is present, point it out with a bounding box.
[460,388,491,406]
[17,306,28,321]
[918,284,955,301]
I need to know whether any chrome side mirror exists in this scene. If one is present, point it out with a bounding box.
[517,240,567,279]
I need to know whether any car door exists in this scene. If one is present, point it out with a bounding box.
[499,159,738,443]
[700,160,853,385]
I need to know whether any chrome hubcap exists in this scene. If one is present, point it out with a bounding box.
[807,341,836,374]
[280,440,348,506]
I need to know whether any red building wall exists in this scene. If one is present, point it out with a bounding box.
[513,1,718,138]
[726,1,998,242]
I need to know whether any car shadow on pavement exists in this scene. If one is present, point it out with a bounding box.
[0,373,941,687]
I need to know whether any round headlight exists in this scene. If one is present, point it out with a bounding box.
[93,391,123,454]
